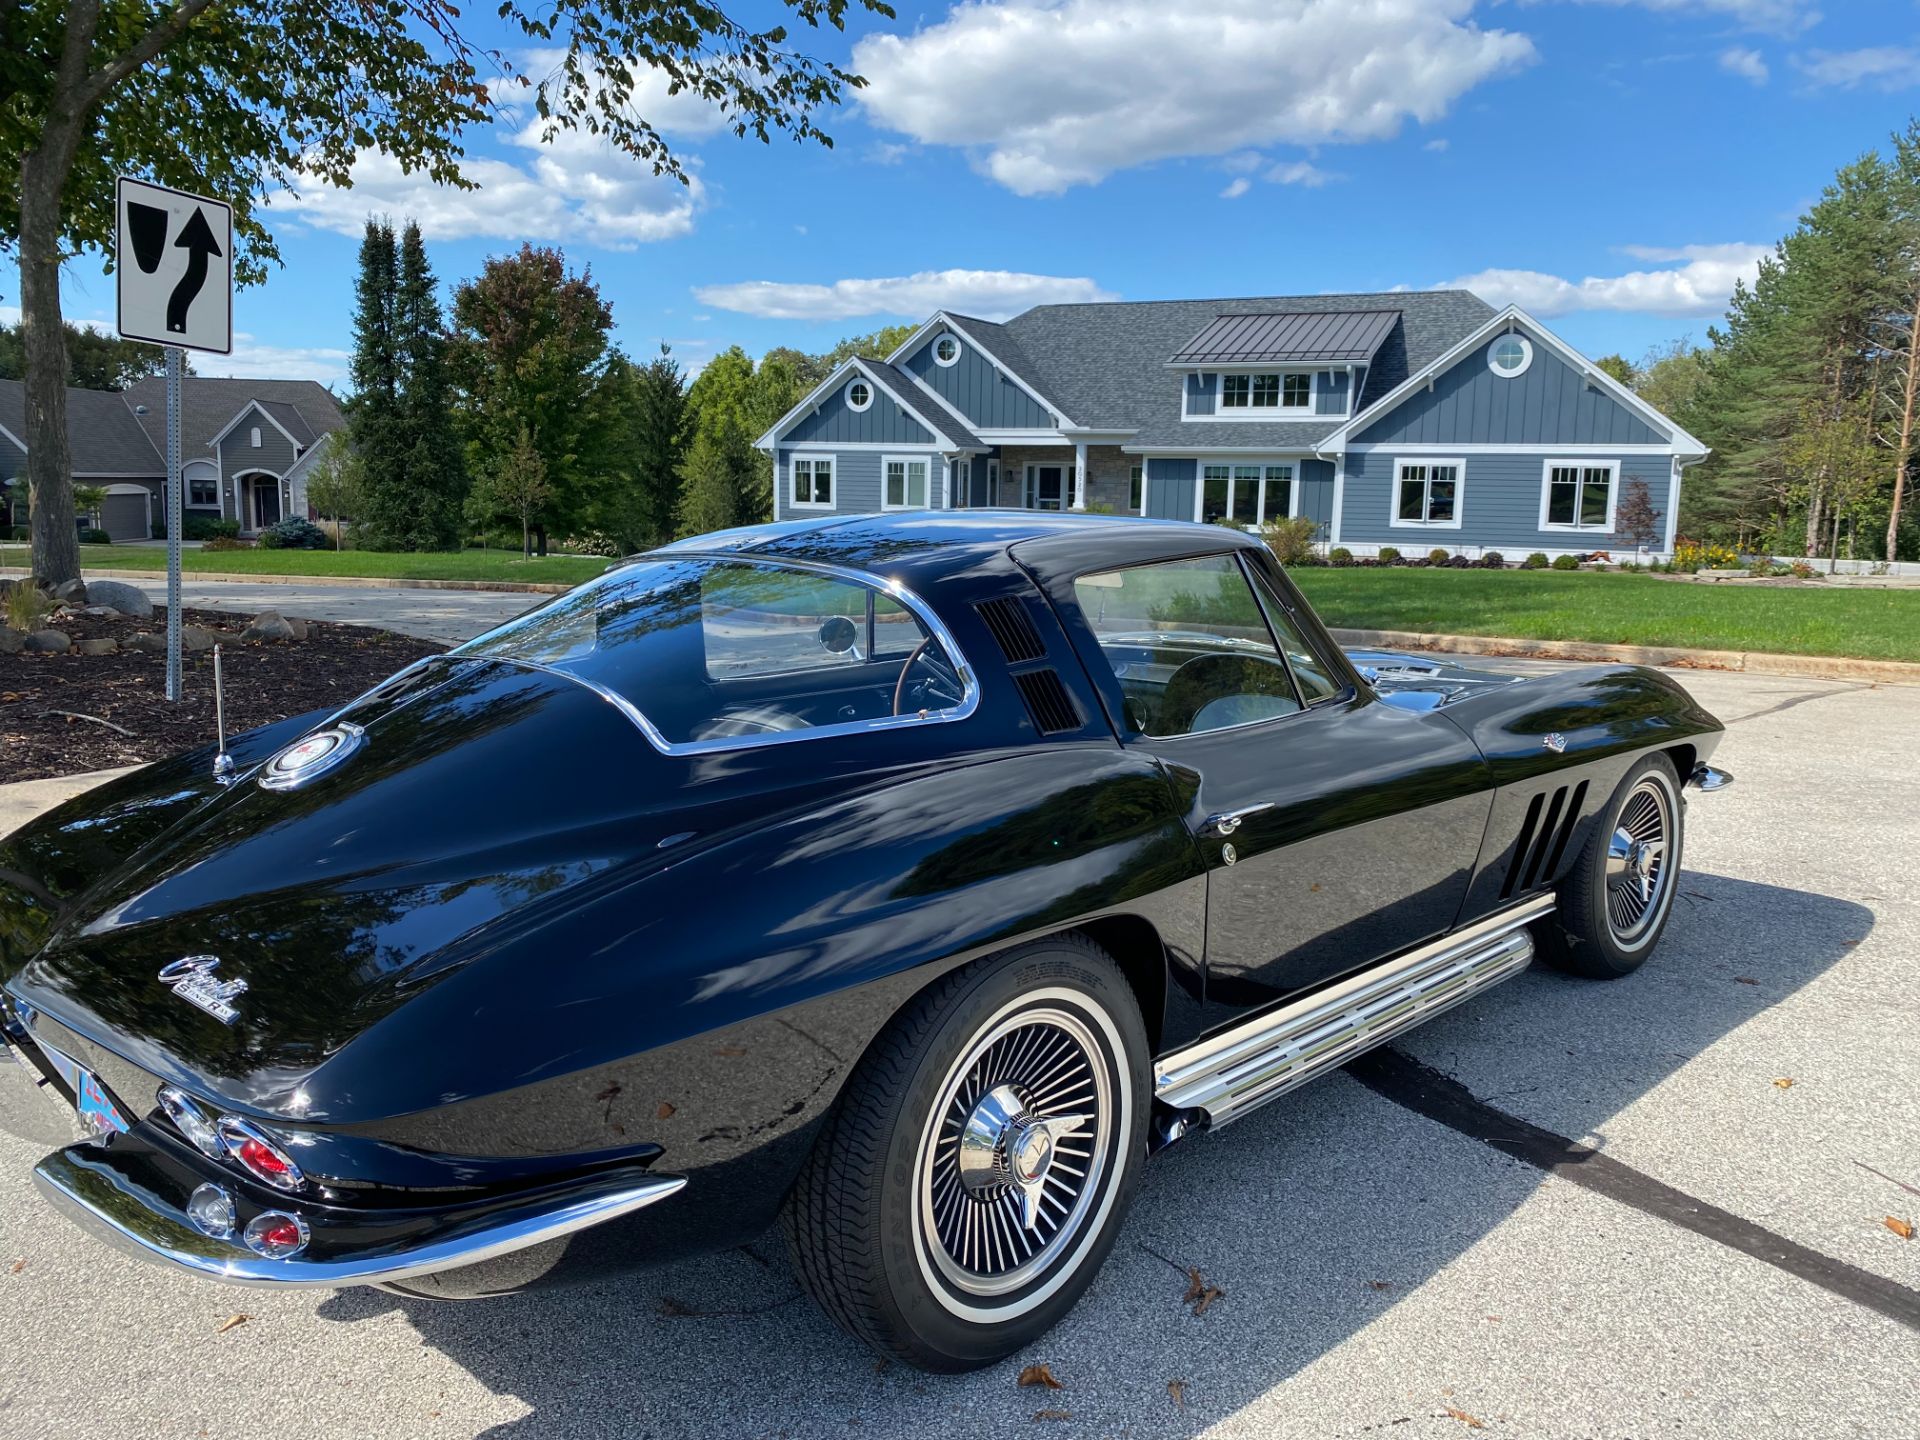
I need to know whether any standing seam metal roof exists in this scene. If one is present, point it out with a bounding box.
[1169,309,1401,366]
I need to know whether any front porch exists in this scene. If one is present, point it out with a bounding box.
[983,443,1140,514]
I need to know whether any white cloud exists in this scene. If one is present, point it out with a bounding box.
[1443,242,1769,317]
[1424,138,1451,152]
[853,0,1535,195]
[195,335,353,387]
[1267,160,1336,187]
[693,269,1117,322]
[1792,47,1920,91]
[1719,46,1770,83]
[517,48,735,140]
[1564,0,1817,35]
[1220,178,1253,200]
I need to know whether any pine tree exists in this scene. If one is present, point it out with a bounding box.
[346,220,401,544]
[393,221,466,549]
[674,429,740,538]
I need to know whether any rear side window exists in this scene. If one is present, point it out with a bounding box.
[1072,554,1302,737]
[455,558,973,751]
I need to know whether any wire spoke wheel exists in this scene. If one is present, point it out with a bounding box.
[1603,777,1673,945]
[915,1002,1115,1307]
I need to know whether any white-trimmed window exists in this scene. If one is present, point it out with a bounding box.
[188,475,219,507]
[249,427,262,448]
[1392,459,1463,529]
[845,379,873,412]
[1541,460,1617,531]
[1487,334,1533,378]
[1200,462,1295,526]
[1129,464,1144,513]
[933,334,961,367]
[791,455,835,510]
[1218,372,1311,411]
[883,455,930,509]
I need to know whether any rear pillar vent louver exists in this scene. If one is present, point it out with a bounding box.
[1500,779,1589,898]
[974,595,1083,736]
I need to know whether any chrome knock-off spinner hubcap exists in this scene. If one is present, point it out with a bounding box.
[1604,777,1673,944]
[957,1083,1090,1230]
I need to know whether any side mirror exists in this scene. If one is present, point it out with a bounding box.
[818,615,859,654]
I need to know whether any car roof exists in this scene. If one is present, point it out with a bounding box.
[653,509,1260,591]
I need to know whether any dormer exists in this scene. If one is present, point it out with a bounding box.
[1168,309,1400,423]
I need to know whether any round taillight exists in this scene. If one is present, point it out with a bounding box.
[215,1116,305,1192]
[243,1210,310,1259]
[157,1085,224,1159]
[186,1183,237,1240]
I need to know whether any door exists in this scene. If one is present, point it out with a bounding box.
[251,477,281,529]
[1025,464,1066,511]
[1066,551,1493,1015]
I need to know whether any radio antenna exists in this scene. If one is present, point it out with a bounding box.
[212,644,234,782]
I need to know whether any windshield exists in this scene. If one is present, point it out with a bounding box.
[454,556,974,753]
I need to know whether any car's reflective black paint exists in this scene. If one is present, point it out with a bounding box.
[0,513,1724,1296]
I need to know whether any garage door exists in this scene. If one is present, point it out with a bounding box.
[99,491,150,542]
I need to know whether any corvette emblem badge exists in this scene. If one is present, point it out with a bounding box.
[158,955,248,1026]
[1542,733,1568,754]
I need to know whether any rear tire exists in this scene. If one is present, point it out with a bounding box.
[1540,754,1684,979]
[783,934,1149,1372]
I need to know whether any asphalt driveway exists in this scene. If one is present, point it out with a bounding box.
[0,665,1914,1440]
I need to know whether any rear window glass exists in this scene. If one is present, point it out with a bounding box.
[454,558,972,750]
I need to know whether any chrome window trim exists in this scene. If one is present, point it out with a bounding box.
[453,551,981,758]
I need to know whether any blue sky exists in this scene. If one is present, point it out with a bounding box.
[21,0,1920,387]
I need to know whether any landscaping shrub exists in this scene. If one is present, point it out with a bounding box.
[79,528,112,545]
[202,535,249,552]
[183,515,241,542]
[1790,560,1817,579]
[1426,547,1450,565]
[1522,552,1549,569]
[1551,553,1581,570]
[259,517,328,550]
[4,525,29,542]
[1448,555,1473,568]
[4,581,52,632]
[1261,515,1319,567]
[1671,539,1740,573]
[1328,546,1354,566]
[1376,546,1401,563]
[556,531,623,557]
[1478,551,1506,568]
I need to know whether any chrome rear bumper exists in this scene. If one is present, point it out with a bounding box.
[32,1144,685,1290]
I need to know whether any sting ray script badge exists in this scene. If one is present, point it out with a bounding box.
[158,956,248,1025]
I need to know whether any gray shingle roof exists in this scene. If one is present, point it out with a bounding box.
[864,359,984,449]
[999,289,1495,447]
[120,375,345,457]
[0,377,163,475]
[1169,309,1401,366]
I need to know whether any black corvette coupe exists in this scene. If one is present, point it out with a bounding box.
[0,512,1729,1371]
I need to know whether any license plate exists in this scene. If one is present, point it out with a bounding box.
[35,1039,130,1138]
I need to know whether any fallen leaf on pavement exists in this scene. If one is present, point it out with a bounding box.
[216,1314,249,1335]
[1734,976,1759,985]
[1366,1279,1393,1291]
[8,1259,24,1275]
[1886,1216,1915,1240]
[1180,1265,1224,1315]
[1192,1283,1224,1317]
[1773,1077,1794,1089]
[1018,1364,1063,1391]
[1033,1410,1072,1422]
[1168,1379,1187,1408]
[656,1101,676,1119]
[1442,1405,1486,1429]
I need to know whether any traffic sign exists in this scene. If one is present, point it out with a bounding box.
[115,176,231,355]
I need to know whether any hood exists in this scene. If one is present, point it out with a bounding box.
[5,658,667,1108]
[1345,648,1528,712]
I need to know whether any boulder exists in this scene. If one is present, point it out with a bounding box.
[86,580,154,619]
[286,617,310,641]
[181,626,216,652]
[24,629,71,654]
[128,632,167,655]
[51,579,87,605]
[79,606,115,618]
[75,637,119,657]
[0,627,24,655]
[242,610,297,643]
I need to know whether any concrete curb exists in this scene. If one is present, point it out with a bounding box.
[1330,627,1920,686]
[3,566,575,595]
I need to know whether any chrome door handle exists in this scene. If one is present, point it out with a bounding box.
[1199,803,1275,838]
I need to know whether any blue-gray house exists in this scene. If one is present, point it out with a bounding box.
[755,291,1707,559]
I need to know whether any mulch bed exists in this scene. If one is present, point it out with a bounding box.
[3,609,445,783]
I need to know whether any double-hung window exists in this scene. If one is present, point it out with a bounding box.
[791,456,834,509]
[1393,460,1463,528]
[884,456,930,509]
[1281,374,1311,408]
[1542,461,1617,530]
[1218,372,1312,411]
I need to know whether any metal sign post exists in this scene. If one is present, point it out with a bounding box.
[113,175,231,704]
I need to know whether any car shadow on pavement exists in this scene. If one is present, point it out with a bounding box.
[315,871,1872,1438]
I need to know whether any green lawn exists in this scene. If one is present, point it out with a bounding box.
[0,543,615,587]
[1289,567,1920,663]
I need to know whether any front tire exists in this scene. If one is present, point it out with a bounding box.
[1540,754,1684,979]
[783,934,1149,1372]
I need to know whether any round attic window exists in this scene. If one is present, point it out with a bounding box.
[846,379,873,412]
[1488,334,1533,378]
[933,334,961,367]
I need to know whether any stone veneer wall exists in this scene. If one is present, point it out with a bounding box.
[991,445,1137,512]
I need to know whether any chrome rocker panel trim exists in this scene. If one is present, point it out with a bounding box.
[1155,894,1556,1128]
[31,1148,686,1290]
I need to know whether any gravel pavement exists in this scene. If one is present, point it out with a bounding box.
[1,664,1915,1440]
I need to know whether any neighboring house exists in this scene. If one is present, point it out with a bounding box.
[756,292,1707,559]
[0,374,345,541]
